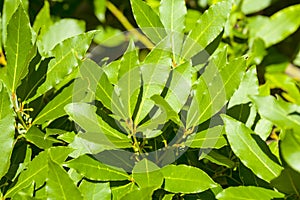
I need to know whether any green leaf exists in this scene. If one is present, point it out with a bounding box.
[254,118,273,141]
[94,0,106,22]
[222,115,283,182]
[130,0,166,44]
[0,84,15,178]
[48,146,74,164]
[25,126,61,149]
[79,180,111,200]
[38,19,85,56]
[65,155,130,181]
[159,0,186,59]
[32,31,96,101]
[33,82,87,125]
[200,149,235,168]
[161,165,218,193]
[117,41,141,118]
[228,66,259,108]
[134,48,172,124]
[5,151,48,198]
[255,4,300,47]
[2,0,28,44]
[182,1,231,59]
[265,73,300,104]
[216,186,284,200]
[132,159,164,189]
[159,0,186,33]
[32,0,52,37]
[93,26,126,47]
[165,61,192,112]
[271,167,300,195]
[281,129,300,173]
[5,5,35,92]
[46,158,83,200]
[112,182,138,200]
[251,96,300,133]
[136,94,182,138]
[241,0,271,14]
[65,103,131,154]
[186,53,246,128]
[186,125,227,149]
[78,59,125,119]
[184,9,202,33]
[120,187,157,200]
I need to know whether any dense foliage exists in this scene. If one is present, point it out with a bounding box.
[0,0,300,199]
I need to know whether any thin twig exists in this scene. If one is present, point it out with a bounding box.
[106,1,154,49]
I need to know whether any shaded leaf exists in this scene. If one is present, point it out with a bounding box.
[271,167,300,195]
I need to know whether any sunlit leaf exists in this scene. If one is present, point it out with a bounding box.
[161,165,218,193]
[131,0,167,43]
[65,155,130,181]
[182,1,231,59]
[222,115,283,182]
[0,84,15,178]
[216,186,284,200]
